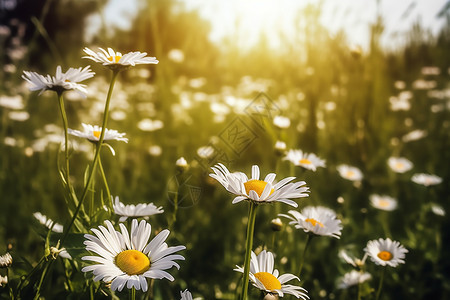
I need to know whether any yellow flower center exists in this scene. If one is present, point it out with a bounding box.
[395,162,404,169]
[93,131,101,139]
[346,170,355,178]
[115,250,150,275]
[305,218,324,227]
[108,56,122,63]
[378,200,390,208]
[254,272,281,290]
[299,158,312,165]
[377,251,393,261]
[244,180,274,197]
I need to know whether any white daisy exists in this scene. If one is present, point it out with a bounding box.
[337,270,372,289]
[234,250,309,299]
[273,116,291,129]
[33,212,63,233]
[411,173,442,186]
[337,164,363,181]
[369,194,398,211]
[364,238,408,267]
[0,253,12,268]
[82,219,185,292]
[22,65,94,97]
[338,250,367,268]
[387,157,413,173]
[279,206,342,239]
[283,149,326,171]
[180,289,193,300]
[0,275,7,287]
[68,123,128,143]
[83,47,158,69]
[209,163,309,207]
[431,203,445,216]
[112,196,164,222]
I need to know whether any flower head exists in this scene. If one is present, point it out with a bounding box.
[180,289,193,300]
[337,164,363,181]
[234,250,309,299]
[112,196,164,222]
[364,238,408,267]
[0,275,7,287]
[0,253,12,268]
[210,163,309,207]
[83,47,158,70]
[82,219,185,292]
[279,206,342,239]
[273,116,291,129]
[339,250,367,268]
[369,194,397,211]
[337,270,371,289]
[411,173,442,186]
[22,65,94,97]
[283,149,326,171]
[388,157,413,173]
[33,212,63,233]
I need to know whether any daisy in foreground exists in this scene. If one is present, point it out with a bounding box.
[283,149,326,172]
[279,206,342,239]
[364,238,408,267]
[82,219,185,292]
[337,164,363,182]
[234,250,309,299]
[112,196,164,222]
[209,163,309,207]
[83,47,158,69]
[22,65,94,97]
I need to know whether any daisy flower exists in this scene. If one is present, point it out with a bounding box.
[112,196,164,222]
[0,253,12,268]
[431,203,445,216]
[337,270,372,289]
[339,250,367,268]
[234,250,309,299]
[209,163,309,207]
[83,47,158,70]
[283,149,326,171]
[33,212,63,233]
[337,164,363,181]
[180,289,193,300]
[387,157,413,173]
[369,194,398,211]
[364,238,408,267]
[411,173,442,186]
[82,219,185,292]
[279,206,342,239]
[22,65,94,97]
[273,116,291,129]
[0,275,7,287]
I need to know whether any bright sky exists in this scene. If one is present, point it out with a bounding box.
[94,0,447,50]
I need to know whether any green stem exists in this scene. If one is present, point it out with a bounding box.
[61,70,119,246]
[57,92,72,192]
[98,155,112,211]
[240,202,258,300]
[131,286,136,300]
[15,256,45,298]
[33,259,54,300]
[375,267,385,300]
[298,234,312,277]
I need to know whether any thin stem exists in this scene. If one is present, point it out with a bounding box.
[33,260,54,300]
[61,70,119,246]
[357,280,362,300]
[98,155,112,211]
[240,202,258,300]
[131,286,136,300]
[57,92,72,192]
[375,267,385,300]
[298,234,312,277]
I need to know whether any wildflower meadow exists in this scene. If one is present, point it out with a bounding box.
[0,0,449,299]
